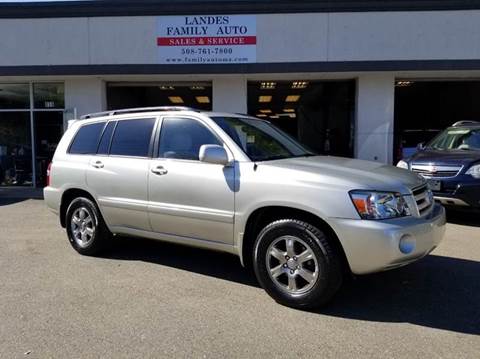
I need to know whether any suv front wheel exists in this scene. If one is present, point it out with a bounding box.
[65,197,111,256]
[253,219,342,309]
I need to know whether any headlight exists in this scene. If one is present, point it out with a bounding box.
[349,190,412,220]
[396,160,409,169]
[466,164,480,179]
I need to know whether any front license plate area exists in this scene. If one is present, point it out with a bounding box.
[427,179,442,191]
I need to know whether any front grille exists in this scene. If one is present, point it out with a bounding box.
[412,184,434,216]
[411,164,462,178]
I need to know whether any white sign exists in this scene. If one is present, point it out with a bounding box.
[156,15,256,64]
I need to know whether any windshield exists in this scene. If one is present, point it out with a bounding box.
[211,117,315,161]
[427,127,480,151]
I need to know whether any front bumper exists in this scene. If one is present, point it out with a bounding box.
[433,181,480,209]
[328,204,446,275]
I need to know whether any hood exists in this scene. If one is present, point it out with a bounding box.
[260,156,424,194]
[410,149,480,166]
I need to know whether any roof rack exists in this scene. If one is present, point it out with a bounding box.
[80,106,199,119]
[452,120,480,127]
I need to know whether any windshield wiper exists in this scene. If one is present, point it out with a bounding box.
[290,153,316,158]
[256,155,290,161]
[254,153,316,162]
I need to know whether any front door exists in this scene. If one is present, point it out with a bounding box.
[148,116,235,244]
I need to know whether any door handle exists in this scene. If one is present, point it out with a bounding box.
[151,166,168,175]
[92,160,104,169]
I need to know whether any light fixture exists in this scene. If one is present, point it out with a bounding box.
[195,96,210,104]
[258,95,272,103]
[260,82,276,90]
[395,81,413,87]
[270,115,279,119]
[159,85,175,90]
[278,113,296,118]
[285,95,301,103]
[291,81,309,89]
[256,114,267,118]
[283,108,295,113]
[190,86,205,90]
[168,96,184,104]
[259,109,272,114]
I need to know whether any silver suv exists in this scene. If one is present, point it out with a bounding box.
[44,107,446,308]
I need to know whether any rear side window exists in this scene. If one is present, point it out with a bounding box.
[97,121,116,155]
[110,118,156,157]
[69,122,105,154]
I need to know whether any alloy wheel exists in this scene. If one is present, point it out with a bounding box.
[70,207,96,248]
[266,235,319,295]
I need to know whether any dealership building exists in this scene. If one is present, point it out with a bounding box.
[2,0,480,187]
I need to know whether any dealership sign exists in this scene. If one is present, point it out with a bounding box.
[156,15,256,64]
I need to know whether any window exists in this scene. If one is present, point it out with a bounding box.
[0,84,29,109]
[0,112,32,185]
[110,118,155,157]
[427,128,480,150]
[158,117,221,160]
[212,117,312,161]
[33,83,64,109]
[97,121,116,155]
[69,122,105,155]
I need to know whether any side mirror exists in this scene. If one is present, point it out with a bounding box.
[417,142,425,151]
[199,144,229,165]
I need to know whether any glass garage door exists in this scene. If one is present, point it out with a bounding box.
[247,80,356,158]
[107,82,213,111]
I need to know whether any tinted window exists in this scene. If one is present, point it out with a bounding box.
[97,121,116,155]
[69,122,105,154]
[427,128,480,150]
[110,118,155,157]
[212,117,312,161]
[158,118,221,160]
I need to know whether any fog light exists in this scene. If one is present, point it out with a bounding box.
[399,234,416,254]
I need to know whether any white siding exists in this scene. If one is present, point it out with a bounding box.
[1,11,480,66]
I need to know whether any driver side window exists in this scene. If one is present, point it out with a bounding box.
[158,117,221,160]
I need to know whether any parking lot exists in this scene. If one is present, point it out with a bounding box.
[0,197,479,358]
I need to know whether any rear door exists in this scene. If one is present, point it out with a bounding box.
[147,116,235,244]
[86,117,157,232]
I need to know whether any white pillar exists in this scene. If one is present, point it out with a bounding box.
[212,76,247,114]
[355,74,395,164]
[65,78,106,118]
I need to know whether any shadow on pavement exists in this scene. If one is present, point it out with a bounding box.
[105,237,479,335]
[104,236,259,287]
[446,208,480,227]
[0,187,44,206]
[322,255,480,335]
[0,197,30,206]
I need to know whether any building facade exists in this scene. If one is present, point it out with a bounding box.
[2,0,480,186]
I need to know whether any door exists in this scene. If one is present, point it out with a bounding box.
[148,116,235,244]
[34,111,64,186]
[86,117,157,232]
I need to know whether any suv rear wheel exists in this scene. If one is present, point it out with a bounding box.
[65,197,111,256]
[253,219,342,309]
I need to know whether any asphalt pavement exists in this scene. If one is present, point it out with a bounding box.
[0,198,479,358]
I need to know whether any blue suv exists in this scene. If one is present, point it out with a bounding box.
[397,121,480,211]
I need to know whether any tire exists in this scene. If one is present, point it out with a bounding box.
[65,197,111,256]
[253,219,342,309]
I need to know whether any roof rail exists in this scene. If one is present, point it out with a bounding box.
[452,120,480,127]
[80,106,199,119]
